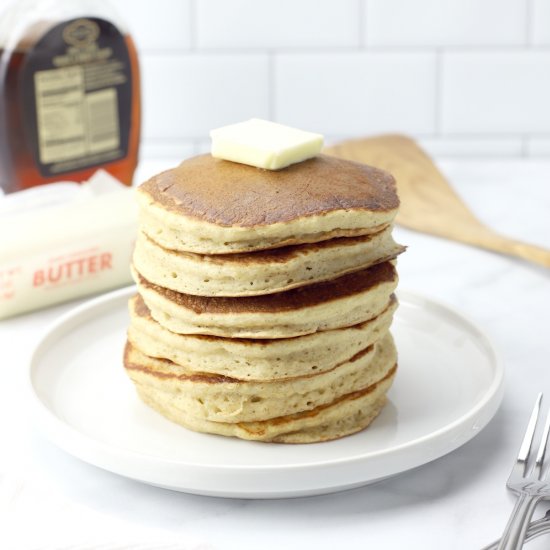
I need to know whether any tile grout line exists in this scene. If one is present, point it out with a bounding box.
[526,0,534,46]
[189,0,198,51]
[141,137,549,159]
[144,134,550,143]
[359,0,366,48]
[268,52,276,121]
[137,45,550,56]
[521,135,530,157]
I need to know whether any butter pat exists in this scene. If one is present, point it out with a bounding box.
[210,118,324,170]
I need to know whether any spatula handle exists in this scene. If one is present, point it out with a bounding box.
[473,232,550,269]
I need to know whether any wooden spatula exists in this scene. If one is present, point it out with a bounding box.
[325,134,550,269]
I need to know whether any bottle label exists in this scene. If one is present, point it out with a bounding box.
[21,18,133,177]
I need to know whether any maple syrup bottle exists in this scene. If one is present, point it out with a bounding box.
[0,0,141,194]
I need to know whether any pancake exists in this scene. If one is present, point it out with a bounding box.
[124,332,395,423]
[127,340,397,443]
[133,226,405,297]
[137,372,394,443]
[128,294,397,380]
[132,260,399,338]
[137,154,399,254]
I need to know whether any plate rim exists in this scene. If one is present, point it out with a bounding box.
[27,286,505,491]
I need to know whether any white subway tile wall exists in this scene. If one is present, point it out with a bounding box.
[532,0,550,45]
[140,53,270,139]
[364,0,527,47]
[196,0,361,49]
[527,138,550,156]
[275,53,437,134]
[113,0,193,50]
[442,51,550,134]
[1,0,549,159]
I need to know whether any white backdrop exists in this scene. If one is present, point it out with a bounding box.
[2,0,550,159]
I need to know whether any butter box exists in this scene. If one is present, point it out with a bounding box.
[0,170,137,319]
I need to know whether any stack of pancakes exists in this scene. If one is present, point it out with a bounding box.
[125,154,405,443]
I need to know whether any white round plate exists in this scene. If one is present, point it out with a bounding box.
[29,286,503,499]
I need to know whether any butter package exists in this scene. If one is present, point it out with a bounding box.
[0,170,136,319]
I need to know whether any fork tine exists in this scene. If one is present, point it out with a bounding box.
[496,394,549,550]
[517,393,543,467]
[534,405,550,478]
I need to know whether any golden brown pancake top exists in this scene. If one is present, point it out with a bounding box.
[138,154,399,227]
[136,260,397,314]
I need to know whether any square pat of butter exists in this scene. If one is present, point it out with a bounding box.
[210,119,324,170]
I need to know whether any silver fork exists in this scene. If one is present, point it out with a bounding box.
[496,393,550,549]
[483,509,550,549]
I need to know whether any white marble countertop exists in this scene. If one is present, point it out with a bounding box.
[1,159,550,550]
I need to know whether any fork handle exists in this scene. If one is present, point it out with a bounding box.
[497,494,541,549]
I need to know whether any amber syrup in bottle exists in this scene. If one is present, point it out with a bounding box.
[0,1,141,194]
